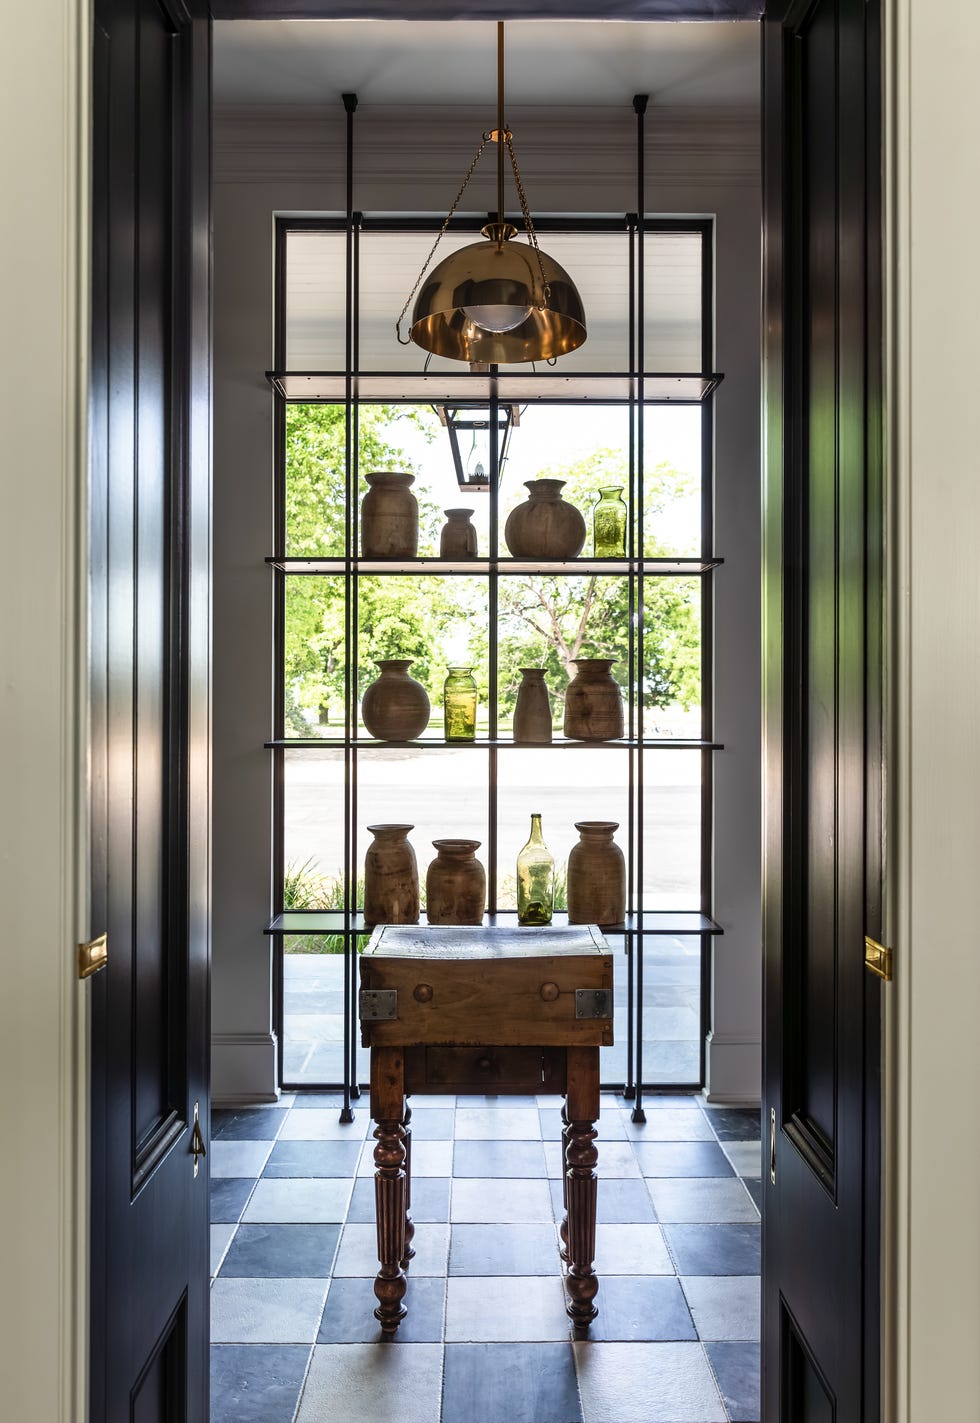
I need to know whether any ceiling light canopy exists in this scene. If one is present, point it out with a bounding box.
[396,23,587,365]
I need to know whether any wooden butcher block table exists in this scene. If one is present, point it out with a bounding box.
[358,922,614,1334]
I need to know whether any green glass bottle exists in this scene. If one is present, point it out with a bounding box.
[593,485,628,557]
[443,666,478,741]
[517,813,555,926]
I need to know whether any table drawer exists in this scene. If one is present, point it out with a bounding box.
[403,1044,567,1094]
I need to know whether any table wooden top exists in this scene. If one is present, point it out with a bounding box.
[363,923,609,961]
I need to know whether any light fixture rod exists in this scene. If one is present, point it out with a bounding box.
[497,21,505,231]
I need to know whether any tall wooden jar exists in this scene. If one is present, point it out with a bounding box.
[563,658,624,741]
[513,668,553,743]
[361,659,430,741]
[363,824,419,926]
[361,471,419,558]
[503,479,586,559]
[567,821,626,926]
[425,839,486,925]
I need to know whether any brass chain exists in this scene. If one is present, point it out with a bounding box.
[395,134,492,344]
[505,134,551,305]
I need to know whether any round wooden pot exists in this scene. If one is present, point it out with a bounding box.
[361,471,419,558]
[503,479,586,559]
[513,668,553,743]
[439,508,478,558]
[361,659,430,741]
[425,839,486,925]
[567,821,626,926]
[363,824,419,926]
[563,658,624,742]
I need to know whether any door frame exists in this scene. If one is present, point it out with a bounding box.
[6,2,980,1419]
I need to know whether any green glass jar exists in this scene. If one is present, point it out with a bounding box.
[593,485,628,558]
[517,813,555,926]
[443,666,478,741]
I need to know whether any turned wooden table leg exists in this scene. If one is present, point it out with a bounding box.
[559,1100,570,1262]
[370,1047,408,1333]
[564,1046,600,1329]
[401,1100,415,1269]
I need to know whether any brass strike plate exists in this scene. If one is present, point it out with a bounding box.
[864,935,893,982]
[359,988,398,1021]
[78,932,108,979]
[575,988,612,1020]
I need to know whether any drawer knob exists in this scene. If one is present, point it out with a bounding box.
[414,983,433,1003]
[476,1056,493,1071]
[540,982,560,1002]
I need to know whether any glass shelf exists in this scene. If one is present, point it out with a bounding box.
[266,909,724,937]
[266,370,723,405]
[267,555,723,577]
[267,737,723,750]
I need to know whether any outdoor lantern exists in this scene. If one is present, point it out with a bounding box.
[395,22,587,365]
[433,400,521,492]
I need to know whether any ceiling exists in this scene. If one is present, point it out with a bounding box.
[213,19,760,109]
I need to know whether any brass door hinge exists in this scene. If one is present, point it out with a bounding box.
[77,932,107,979]
[864,935,893,982]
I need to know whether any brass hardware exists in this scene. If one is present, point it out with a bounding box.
[191,1102,206,1180]
[77,932,108,979]
[413,983,433,1003]
[575,988,612,1020]
[540,982,560,1002]
[769,1107,776,1185]
[360,988,399,1021]
[864,935,893,981]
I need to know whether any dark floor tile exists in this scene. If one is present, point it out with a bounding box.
[210,1177,256,1225]
[703,1107,764,1141]
[633,1140,735,1178]
[584,1275,696,1342]
[743,1178,764,1214]
[449,1223,560,1276]
[316,1275,445,1343]
[262,1140,362,1178]
[346,1175,451,1225]
[404,1108,455,1140]
[706,1341,761,1421]
[219,1223,341,1279]
[453,1140,547,1178]
[442,1343,582,1423]
[212,1107,289,1141]
[548,1177,657,1225]
[664,1223,761,1276]
[210,1344,310,1423]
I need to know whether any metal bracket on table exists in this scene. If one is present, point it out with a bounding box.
[575,988,612,1020]
[359,988,399,1021]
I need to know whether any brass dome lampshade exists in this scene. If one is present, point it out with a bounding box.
[396,23,587,365]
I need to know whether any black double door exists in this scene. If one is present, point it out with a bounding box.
[762,2,882,1420]
[89,2,211,1418]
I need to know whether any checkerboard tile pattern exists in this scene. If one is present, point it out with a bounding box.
[210,1093,761,1423]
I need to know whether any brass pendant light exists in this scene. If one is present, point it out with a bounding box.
[396,22,587,365]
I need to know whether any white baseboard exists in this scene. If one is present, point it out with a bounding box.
[211,1031,279,1105]
[705,1032,761,1104]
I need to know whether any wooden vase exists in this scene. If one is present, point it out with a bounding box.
[362,660,430,741]
[503,479,586,559]
[563,658,624,742]
[567,821,626,926]
[513,668,553,743]
[364,824,419,927]
[361,471,419,558]
[439,508,478,558]
[425,839,486,925]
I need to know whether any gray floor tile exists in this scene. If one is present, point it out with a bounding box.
[220,1224,341,1279]
[356,1139,453,1177]
[453,1140,547,1178]
[317,1275,445,1344]
[454,1108,542,1140]
[346,1176,451,1225]
[295,1343,444,1423]
[646,1178,761,1224]
[582,1276,696,1342]
[289,1092,348,1109]
[722,1141,763,1178]
[664,1224,761,1276]
[243,1178,352,1224]
[743,1178,764,1214]
[210,1344,311,1423]
[617,1109,714,1141]
[706,1341,761,1420]
[211,1224,236,1277]
[333,1222,449,1277]
[632,1141,734,1178]
[545,1140,641,1179]
[211,1278,329,1344]
[403,1108,455,1139]
[449,1223,561,1275]
[594,1223,673,1275]
[451,1177,554,1223]
[445,1276,570,1343]
[442,1342,583,1423]
[211,1140,275,1178]
[212,1107,290,1141]
[263,1139,362,1178]
[539,1107,629,1142]
[210,1176,256,1224]
[280,1109,370,1142]
[680,1277,760,1341]
[573,1340,726,1421]
[549,1177,658,1225]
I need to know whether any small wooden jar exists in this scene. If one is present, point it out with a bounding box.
[567,821,626,926]
[364,824,420,927]
[425,839,487,925]
[563,658,624,742]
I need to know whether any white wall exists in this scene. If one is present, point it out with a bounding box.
[211,99,763,1104]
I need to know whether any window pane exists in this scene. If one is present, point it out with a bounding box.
[642,576,702,735]
[641,932,702,1085]
[644,230,704,372]
[285,230,346,370]
[283,575,346,737]
[642,405,702,557]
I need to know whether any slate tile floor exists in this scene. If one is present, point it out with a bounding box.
[210,1093,761,1423]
